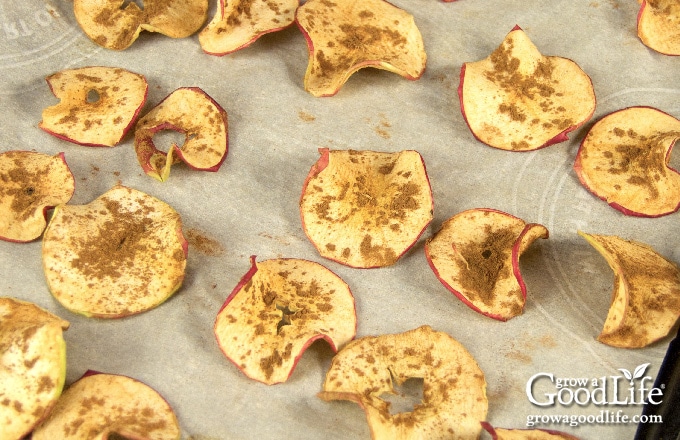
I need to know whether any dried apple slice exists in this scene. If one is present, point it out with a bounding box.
[32,371,180,440]
[134,87,229,182]
[319,325,487,439]
[39,66,148,147]
[579,231,680,348]
[42,184,188,318]
[198,0,299,55]
[300,149,433,268]
[638,0,680,56]
[459,26,596,151]
[0,151,75,243]
[481,422,580,439]
[214,256,356,385]
[425,208,548,321]
[295,0,427,97]
[574,106,680,217]
[0,297,69,440]
[74,0,209,50]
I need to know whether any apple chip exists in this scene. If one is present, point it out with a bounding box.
[134,87,229,182]
[295,0,427,97]
[214,256,356,385]
[300,149,433,268]
[42,185,188,318]
[199,0,299,55]
[482,422,580,439]
[574,106,680,217]
[318,325,488,439]
[638,0,680,56]
[74,0,209,50]
[0,298,69,440]
[459,26,596,151]
[579,231,680,348]
[425,208,548,321]
[39,66,148,147]
[32,371,180,440]
[0,151,75,243]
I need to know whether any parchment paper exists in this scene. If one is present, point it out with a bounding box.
[1,1,679,439]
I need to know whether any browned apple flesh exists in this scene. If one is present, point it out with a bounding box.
[214,257,356,385]
[574,106,680,217]
[0,151,75,243]
[319,325,488,440]
[42,185,188,318]
[638,0,680,56]
[40,66,148,147]
[134,87,229,182]
[459,26,595,151]
[295,0,427,97]
[425,208,548,321]
[0,297,69,440]
[300,149,433,268]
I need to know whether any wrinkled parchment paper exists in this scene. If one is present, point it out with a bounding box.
[1,1,679,439]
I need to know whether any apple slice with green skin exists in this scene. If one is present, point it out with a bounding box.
[300,148,433,268]
[198,0,299,55]
[39,66,148,147]
[295,0,427,97]
[318,325,488,440]
[459,25,596,151]
[74,0,208,50]
[425,208,548,321]
[578,231,680,348]
[481,422,580,439]
[214,256,356,385]
[638,0,680,56]
[32,371,180,440]
[574,106,680,217]
[0,151,75,243]
[42,184,188,319]
[0,297,69,440]
[134,87,229,182]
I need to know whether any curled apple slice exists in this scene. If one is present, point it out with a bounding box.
[425,208,548,321]
[214,256,356,385]
[42,185,188,318]
[300,149,433,268]
[0,151,75,243]
[134,87,229,182]
[319,325,487,439]
[39,66,148,147]
[579,231,680,348]
[295,0,427,97]
[74,0,208,50]
[481,422,580,439]
[574,106,680,217]
[32,371,180,440]
[459,26,595,151]
[638,0,680,56]
[0,297,69,440]
[199,0,298,55]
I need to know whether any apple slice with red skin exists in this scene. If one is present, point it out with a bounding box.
[459,25,596,151]
[319,325,488,440]
[74,0,209,50]
[199,0,299,55]
[134,87,229,182]
[0,151,75,243]
[42,184,188,318]
[481,422,580,439]
[638,0,680,56]
[574,106,680,217]
[295,0,427,97]
[425,208,549,321]
[32,371,180,440]
[39,66,148,147]
[300,148,433,268]
[0,297,69,440]
[214,256,356,385]
[579,231,680,348]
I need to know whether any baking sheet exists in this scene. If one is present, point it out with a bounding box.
[1,0,679,439]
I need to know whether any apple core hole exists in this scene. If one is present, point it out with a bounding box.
[86,89,100,103]
[152,129,187,153]
[380,376,424,415]
[276,304,295,334]
[120,0,144,10]
[668,137,679,172]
